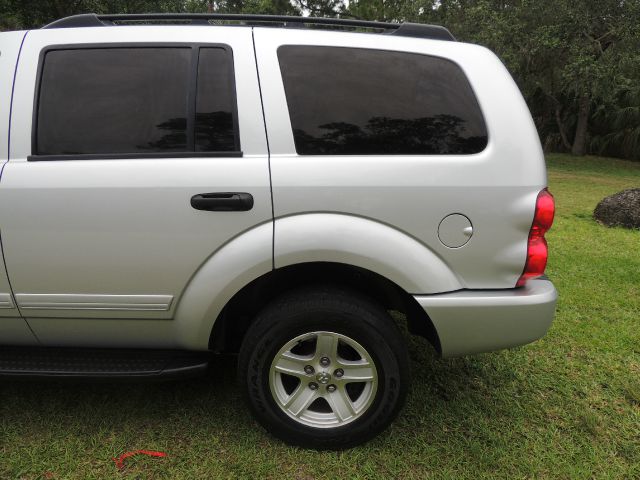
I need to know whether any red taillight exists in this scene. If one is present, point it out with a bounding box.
[516,188,555,287]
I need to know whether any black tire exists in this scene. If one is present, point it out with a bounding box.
[238,286,409,449]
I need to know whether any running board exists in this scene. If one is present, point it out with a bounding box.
[0,347,210,380]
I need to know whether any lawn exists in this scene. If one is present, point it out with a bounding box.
[1,154,639,479]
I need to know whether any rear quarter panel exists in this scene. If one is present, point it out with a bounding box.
[254,29,546,291]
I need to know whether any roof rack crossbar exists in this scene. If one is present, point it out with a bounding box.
[43,13,456,41]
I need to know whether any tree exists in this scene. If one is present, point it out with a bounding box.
[2,0,640,159]
[418,0,640,158]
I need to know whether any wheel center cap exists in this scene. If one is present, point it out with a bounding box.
[316,372,331,384]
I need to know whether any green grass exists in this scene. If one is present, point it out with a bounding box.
[1,154,639,479]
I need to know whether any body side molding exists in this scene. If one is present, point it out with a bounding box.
[15,294,173,311]
[0,293,15,309]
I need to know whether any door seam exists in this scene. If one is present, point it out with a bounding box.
[251,28,275,270]
[1,29,40,343]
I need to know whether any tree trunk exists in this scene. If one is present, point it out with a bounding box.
[571,93,590,156]
[554,105,572,151]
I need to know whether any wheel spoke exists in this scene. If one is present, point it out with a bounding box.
[273,352,309,378]
[314,333,338,360]
[269,330,379,428]
[338,360,375,382]
[285,384,318,416]
[327,388,356,422]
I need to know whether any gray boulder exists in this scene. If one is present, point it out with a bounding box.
[593,188,640,229]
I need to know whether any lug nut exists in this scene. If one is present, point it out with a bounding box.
[320,356,331,367]
[327,384,337,393]
[334,368,344,378]
[304,365,315,375]
[309,382,319,390]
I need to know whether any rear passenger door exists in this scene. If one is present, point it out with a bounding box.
[0,27,270,347]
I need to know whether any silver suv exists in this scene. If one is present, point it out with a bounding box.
[0,14,557,448]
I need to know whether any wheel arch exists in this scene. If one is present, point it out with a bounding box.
[209,262,442,355]
[173,213,456,352]
[274,213,462,294]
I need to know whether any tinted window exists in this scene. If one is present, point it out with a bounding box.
[195,48,237,152]
[35,46,239,157]
[37,48,191,155]
[278,46,488,155]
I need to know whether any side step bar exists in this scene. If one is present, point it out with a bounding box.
[0,347,210,380]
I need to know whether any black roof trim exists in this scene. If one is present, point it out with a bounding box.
[43,13,105,29]
[391,23,455,41]
[43,13,456,41]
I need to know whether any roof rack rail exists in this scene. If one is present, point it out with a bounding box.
[42,13,456,41]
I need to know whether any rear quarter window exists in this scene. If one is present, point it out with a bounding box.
[277,46,488,156]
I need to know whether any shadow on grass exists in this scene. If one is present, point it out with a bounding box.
[0,356,250,445]
[0,338,523,451]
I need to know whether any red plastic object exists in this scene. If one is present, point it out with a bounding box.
[113,450,167,470]
[517,188,555,287]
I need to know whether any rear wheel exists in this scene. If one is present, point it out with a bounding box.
[238,287,409,449]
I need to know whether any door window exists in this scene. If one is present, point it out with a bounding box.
[34,45,239,158]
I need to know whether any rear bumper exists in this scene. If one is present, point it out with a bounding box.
[414,279,557,358]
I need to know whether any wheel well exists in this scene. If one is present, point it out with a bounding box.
[209,262,441,354]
